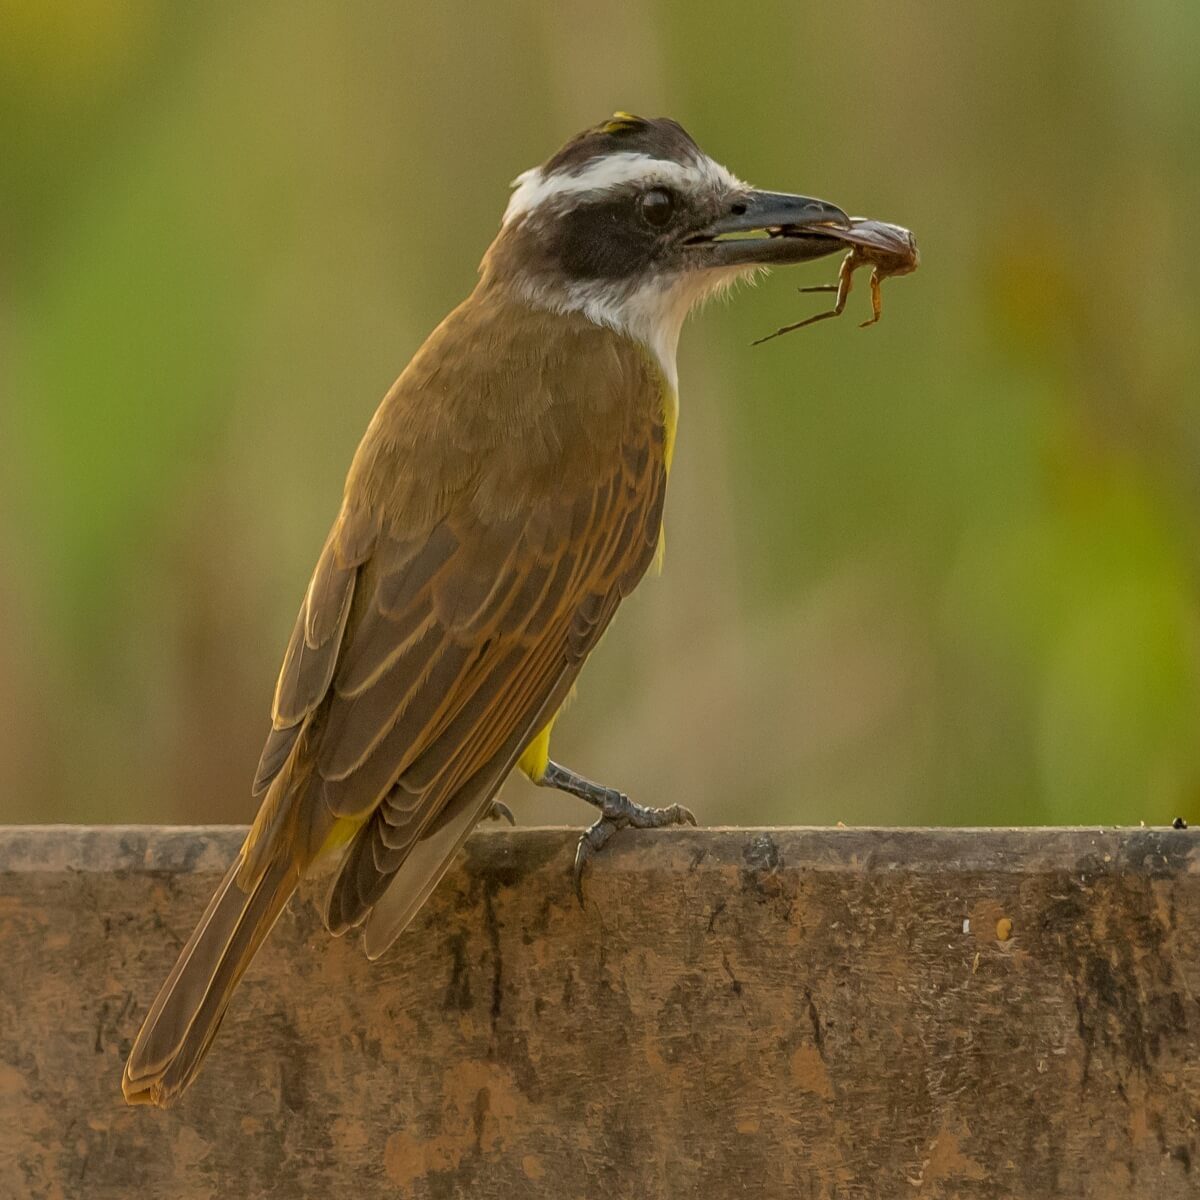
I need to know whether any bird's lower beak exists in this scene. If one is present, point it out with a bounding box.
[685,190,851,269]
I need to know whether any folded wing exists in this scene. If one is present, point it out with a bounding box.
[242,411,667,954]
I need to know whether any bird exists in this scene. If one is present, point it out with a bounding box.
[121,113,849,1107]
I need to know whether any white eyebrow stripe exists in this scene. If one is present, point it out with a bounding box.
[502,151,745,225]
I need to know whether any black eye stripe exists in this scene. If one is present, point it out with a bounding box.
[532,184,690,282]
[550,196,657,280]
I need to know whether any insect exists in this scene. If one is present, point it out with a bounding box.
[754,219,919,344]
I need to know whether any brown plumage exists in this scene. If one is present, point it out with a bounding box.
[121,113,852,1107]
[122,282,668,1107]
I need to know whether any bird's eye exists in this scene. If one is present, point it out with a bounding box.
[639,188,676,228]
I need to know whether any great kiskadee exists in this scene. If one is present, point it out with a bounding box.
[122,114,850,1107]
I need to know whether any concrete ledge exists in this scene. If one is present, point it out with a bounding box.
[2,824,1198,1198]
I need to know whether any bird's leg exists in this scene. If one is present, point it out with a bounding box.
[485,799,516,825]
[537,760,696,905]
[859,268,884,328]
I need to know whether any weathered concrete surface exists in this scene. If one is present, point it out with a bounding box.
[1,824,1198,1199]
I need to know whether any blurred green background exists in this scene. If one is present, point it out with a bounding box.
[3,1,1200,830]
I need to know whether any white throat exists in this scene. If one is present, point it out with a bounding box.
[514,267,754,394]
[568,279,694,392]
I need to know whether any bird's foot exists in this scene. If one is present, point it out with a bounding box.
[536,760,696,905]
[571,789,696,906]
[485,799,516,826]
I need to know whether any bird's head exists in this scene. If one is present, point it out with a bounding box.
[481,113,850,383]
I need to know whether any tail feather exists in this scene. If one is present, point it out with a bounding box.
[122,852,298,1108]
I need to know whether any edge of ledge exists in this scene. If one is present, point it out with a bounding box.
[1,823,1196,877]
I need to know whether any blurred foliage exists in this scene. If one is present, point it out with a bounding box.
[2,1,1200,829]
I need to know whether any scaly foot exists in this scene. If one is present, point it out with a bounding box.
[537,761,695,905]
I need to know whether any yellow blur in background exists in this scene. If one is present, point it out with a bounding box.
[2,2,1199,829]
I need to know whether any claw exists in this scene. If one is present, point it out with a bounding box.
[573,816,620,907]
[574,842,587,907]
[572,800,696,907]
[485,799,516,826]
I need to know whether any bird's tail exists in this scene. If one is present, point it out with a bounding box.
[121,851,298,1107]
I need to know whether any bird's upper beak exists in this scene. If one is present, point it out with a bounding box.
[684,189,851,269]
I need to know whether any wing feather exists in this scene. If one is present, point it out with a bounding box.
[245,349,667,953]
[318,629,469,782]
[326,425,666,936]
[253,523,366,793]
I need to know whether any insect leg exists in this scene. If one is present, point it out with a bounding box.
[859,268,884,328]
[752,253,855,344]
[752,307,841,344]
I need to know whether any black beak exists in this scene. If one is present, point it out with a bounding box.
[686,189,851,269]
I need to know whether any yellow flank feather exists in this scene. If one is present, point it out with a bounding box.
[316,815,365,859]
[652,377,676,574]
[662,381,678,475]
[238,809,363,889]
[518,719,554,782]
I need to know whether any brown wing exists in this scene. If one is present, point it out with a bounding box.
[240,409,666,947]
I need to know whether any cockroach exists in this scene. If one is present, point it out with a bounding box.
[755,219,919,343]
